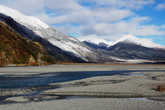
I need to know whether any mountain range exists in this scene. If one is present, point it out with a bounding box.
[0,5,165,65]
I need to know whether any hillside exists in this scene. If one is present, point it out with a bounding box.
[0,22,57,66]
[0,13,86,63]
[0,5,96,62]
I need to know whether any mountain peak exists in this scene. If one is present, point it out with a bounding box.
[111,34,165,49]
[0,5,49,29]
[78,35,111,46]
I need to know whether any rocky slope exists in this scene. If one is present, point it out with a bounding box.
[0,22,56,66]
[108,42,165,61]
[0,5,97,62]
[0,13,86,64]
[83,35,165,63]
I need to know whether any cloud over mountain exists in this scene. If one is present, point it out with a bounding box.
[0,0,165,45]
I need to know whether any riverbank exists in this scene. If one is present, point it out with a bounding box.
[0,64,165,109]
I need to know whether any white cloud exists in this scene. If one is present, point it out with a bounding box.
[161,25,165,29]
[1,0,45,15]
[79,0,155,9]
[156,4,165,10]
[78,34,112,45]
[45,0,82,13]
[78,16,165,40]
[39,8,133,25]
[0,0,164,42]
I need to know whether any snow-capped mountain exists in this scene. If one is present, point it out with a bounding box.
[0,5,165,64]
[79,35,111,46]
[83,41,109,50]
[33,28,96,61]
[0,13,86,63]
[110,34,165,49]
[0,5,49,29]
[108,42,165,61]
[81,35,165,63]
[79,35,112,50]
[0,5,96,61]
[105,35,165,62]
[80,34,165,50]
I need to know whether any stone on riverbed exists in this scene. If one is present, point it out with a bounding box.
[6,96,29,103]
[156,85,165,92]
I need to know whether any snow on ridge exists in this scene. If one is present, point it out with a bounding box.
[110,56,154,63]
[78,34,165,49]
[55,31,79,42]
[0,5,94,60]
[0,5,92,59]
[110,34,165,49]
[78,35,111,46]
[48,37,91,61]
[32,26,93,59]
[0,5,49,29]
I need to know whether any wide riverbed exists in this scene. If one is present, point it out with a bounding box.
[0,64,165,110]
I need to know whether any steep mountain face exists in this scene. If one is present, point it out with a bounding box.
[0,5,96,62]
[32,28,97,61]
[110,35,164,49]
[106,35,165,61]
[0,22,56,66]
[82,35,165,63]
[79,35,110,45]
[0,13,86,63]
[83,41,109,50]
[108,42,165,61]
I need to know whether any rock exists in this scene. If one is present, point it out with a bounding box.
[28,55,36,65]
[6,96,29,102]
[156,85,165,92]
[0,22,56,66]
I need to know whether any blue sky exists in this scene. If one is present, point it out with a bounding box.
[0,0,165,45]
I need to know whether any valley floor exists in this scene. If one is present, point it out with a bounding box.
[0,64,165,110]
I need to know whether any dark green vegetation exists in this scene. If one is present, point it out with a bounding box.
[0,22,56,66]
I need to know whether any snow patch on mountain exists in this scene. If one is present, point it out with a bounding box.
[110,56,154,63]
[34,29,94,61]
[48,37,91,58]
[79,35,111,46]
[110,34,165,49]
[0,5,95,61]
[0,5,49,29]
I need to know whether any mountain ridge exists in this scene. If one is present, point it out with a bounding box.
[0,5,49,29]
[0,5,97,62]
[110,35,165,49]
[0,21,56,66]
[0,13,86,64]
[0,5,165,64]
